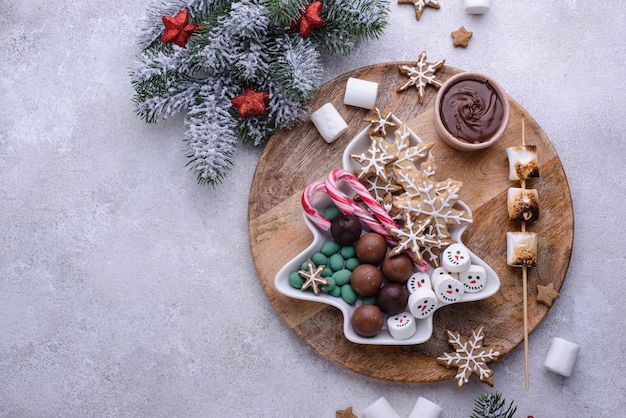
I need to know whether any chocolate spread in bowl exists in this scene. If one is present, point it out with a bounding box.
[439,79,505,144]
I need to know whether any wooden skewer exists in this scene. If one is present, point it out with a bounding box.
[521,116,530,390]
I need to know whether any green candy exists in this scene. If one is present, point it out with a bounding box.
[362,295,377,305]
[323,206,342,221]
[322,276,336,292]
[344,257,361,271]
[321,267,333,278]
[328,286,342,297]
[289,271,304,289]
[321,241,341,256]
[300,260,310,271]
[328,253,345,271]
[340,245,356,259]
[340,284,357,305]
[311,252,328,267]
[332,269,352,286]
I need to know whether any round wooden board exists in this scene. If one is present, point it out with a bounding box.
[247,63,574,383]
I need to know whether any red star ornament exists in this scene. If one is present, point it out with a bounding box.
[231,87,270,118]
[161,10,199,48]
[291,1,324,38]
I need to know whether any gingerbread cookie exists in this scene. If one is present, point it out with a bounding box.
[397,0,440,20]
[451,26,473,48]
[364,108,396,137]
[298,259,330,295]
[397,51,445,104]
[437,326,500,389]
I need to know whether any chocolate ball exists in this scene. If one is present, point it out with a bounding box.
[381,254,414,284]
[330,214,362,245]
[351,304,384,338]
[376,283,409,316]
[350,264,382,297]
[355,232,387,265]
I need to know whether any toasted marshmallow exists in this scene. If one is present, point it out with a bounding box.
[508,187,539,222]
[506,231,537,267]
[506,145,539,181]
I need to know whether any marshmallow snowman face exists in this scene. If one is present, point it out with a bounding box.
[459,265,488,293]
[407,272,431,293]
[387,312,417,340]
[408,288,438,318]
[441,243,472,273]
[432,273,465,304]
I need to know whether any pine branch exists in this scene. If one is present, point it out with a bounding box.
[470,392,518,418]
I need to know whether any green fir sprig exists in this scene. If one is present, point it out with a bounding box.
[470,392,518,418]
[130,0,389,185]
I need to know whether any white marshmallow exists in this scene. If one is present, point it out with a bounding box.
[464,0,490,14]
[506,231,537,267]
[408,396,443,418]
[544,337,580,377]
[310,103,348,143]
[441,243,472,273]
[459,264,488,293]
[387,312,417,340]
[343,77,379,109]
[408,288,438,319]
[362,397,401,418]
[431,272,464,304]
[407,272,432,293]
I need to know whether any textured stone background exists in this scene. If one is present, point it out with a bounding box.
[1,0,624,416]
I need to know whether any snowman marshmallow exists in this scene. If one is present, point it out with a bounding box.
[407,272,432,293]
[441,243,472,273]
[459,265,488,293]
[408,288,439,319]
[431,271,464,304]
[387,312,417,340]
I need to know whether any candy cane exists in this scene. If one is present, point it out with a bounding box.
[301,181,332,231]
[325,169,399,245]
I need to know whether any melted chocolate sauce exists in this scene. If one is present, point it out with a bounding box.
[439,79,505,143]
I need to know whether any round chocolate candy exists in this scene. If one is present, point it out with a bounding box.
[330,214,362,245]
[376,283,409,316]
[355,232,387,265]
[351,304,384,337]
[381,253,413,284]
[350,264,382,297]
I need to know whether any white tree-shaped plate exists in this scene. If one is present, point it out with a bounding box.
[274,117,500,345]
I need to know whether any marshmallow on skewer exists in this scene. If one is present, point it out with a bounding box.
[506,145,539,181]
[506,231,537,267]
[508,187,540,222]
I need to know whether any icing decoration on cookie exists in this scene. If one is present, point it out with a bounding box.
[387,311,417,339]
[459,265,488,293]
[431,272,464,304]
[451,26,473,48]
[350,137,397,182]
[441,243,472,273]
[387,212,449,264]
[397,0,440,21]
[298,259,330,295]
[379,123,434,172]
[407,271,431,293]
[407,288,438,318]
[437,326,500,389]
[362,176,402,203]
[397,51,445,104]
[364,108,397,137]
[536,282,560,307]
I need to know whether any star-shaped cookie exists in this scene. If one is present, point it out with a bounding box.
[336,406,358,418]
[364,108,396,137]
[298,259,329,296]
[397,51,445,104]
[536,282,560,307]
[398,0,440,20]
[451,26,473,48]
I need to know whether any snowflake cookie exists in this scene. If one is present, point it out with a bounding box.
[437,326,500,389]
[397,0,440,21]
[397,50,445,104]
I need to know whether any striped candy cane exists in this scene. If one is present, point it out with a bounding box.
[301,181,332,231]
[325,169,399,245]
